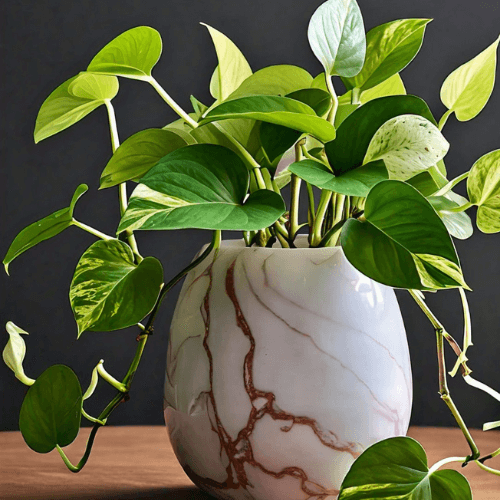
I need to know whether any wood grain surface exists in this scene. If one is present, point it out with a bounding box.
[1,426,498,499]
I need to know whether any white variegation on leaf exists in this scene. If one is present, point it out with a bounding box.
[364,114,449,180]
[467,149,500,233]
[3,322,35,386]
[441,36,500,121]
[69,240,163,336]
[307,0,366,77]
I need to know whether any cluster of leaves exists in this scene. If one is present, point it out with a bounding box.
[3,0,500,494]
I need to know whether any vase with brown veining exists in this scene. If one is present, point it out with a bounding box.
[164,236,412,500]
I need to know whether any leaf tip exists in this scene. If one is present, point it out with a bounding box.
[3,261,10,276]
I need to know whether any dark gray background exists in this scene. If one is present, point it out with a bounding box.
[1,0,499,432]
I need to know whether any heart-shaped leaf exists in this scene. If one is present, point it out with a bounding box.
[70,240,163,336]
[227,65,313,101]
[200,95,336,142]
[341,181,467,290]
[3,184,88,274]
[338,436,472,500]
[87,26,162,80]
[289,159,388,197]
[467,149,500,233]
[34,74,118,143]
[118,144,286,232]
[343,19,431,92]
[429,194,474,240]
[260,88,332,163]
[202,24,252,102]
[3,322,34,386]
[325,95,436,176]
[441,36,500,121]
[307,0,366,77]
[363,114,449,180]
[20,365,82,454]
[100,129,189,188]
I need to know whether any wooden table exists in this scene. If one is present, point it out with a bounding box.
[1,426,498,499]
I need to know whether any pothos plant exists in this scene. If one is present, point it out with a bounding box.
[2,0,500,497]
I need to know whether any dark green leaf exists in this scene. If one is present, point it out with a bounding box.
[87,26,162,80]
[3,185,88,274]
[34,74,118,143]
[407,169,441,197]
[19,365,82,453]
[289,159,388,197]
[341,181,467,290]
[118,144,286,232]
[69,240,163,336]
[343,19,431,92]
[100,129,189,188]
[325,95,436,176]
[338,436,472,500]
[200,95,336,142]
[308,0,366,77]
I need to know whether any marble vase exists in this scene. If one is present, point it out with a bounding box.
[164,236,412,500]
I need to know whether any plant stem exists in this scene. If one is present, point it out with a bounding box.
[409,290,480,461]
[351,88,361,105]
[72,220,114,241]
[311,191,332,246]
[326,75,339,124]
[104,101,142,260]
[464,375,500,402]
[148,77,199,129]
[81,408,105,425]
[434,171,470,197]
[97,362,127,392]
[438,109,454,131]
[446,201,473,213]
[429,456,468,474]
[474,460,500,476]
[289,141,304,241]
[479,447,500,464]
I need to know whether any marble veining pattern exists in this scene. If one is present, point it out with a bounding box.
[164,237,412,500]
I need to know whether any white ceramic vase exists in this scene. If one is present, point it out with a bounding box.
[164,236,412,500]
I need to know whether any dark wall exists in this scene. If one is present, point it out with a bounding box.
[1,0,499,431]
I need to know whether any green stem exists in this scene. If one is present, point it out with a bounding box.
[479,447,500,464]
[409,290,480,461]
[148,77,198,129]
[97,362,127,392]
[438,109,454,131]
[326,75,339,124]
[72,220,113,240]
[446,201,473,213]
[474,460,500,476]
[81,408,106,425]
[311,191,332,246]
[318,219,347,248]
[434,171,470,197]
[351,87,361,105]
[429,456,467,474]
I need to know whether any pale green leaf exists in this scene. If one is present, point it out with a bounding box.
[3,184,88,274]
[344,19,431,91]
[467,149,500,233]
[484,420,500,431]
[70,240,163,336]
[87,26,162,80]
[100,129,189,188]
[3,322,35,386]
[118,144,286,232]
[202,24,252,101]
[34,75,118,143]
[364,114,449,180]
[441,36,500,121]
[428,194,474,240]
[359,73,406,102]
[307,0,366,77]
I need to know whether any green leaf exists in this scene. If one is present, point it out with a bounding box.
[325,95,436,176]
[307,0,366,77]
[429,194,474,240]
[341,181,467,290]
[441,36,500,121]
[407,169,442,196]
[3,322,35,386]
[467,149,500,233]
[364,114,449,180]
[87,26,162,80]
[200,95,336,142]
[227,65,313,100]
[3,184,88,274]
[202,24,252,102]
[359,73,406,102]
[338,436,472,500]
[344,19,431,92]
[69,240,163,336]
[34,74,118,143]
[100,129,189,188]
[118,144,286,232]
[20,365,82,454]
[190,95,208,119]
[289,159,388,197]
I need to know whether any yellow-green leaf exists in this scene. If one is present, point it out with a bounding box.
[3,322,35,386]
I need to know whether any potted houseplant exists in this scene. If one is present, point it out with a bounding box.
[3,0,499,498]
